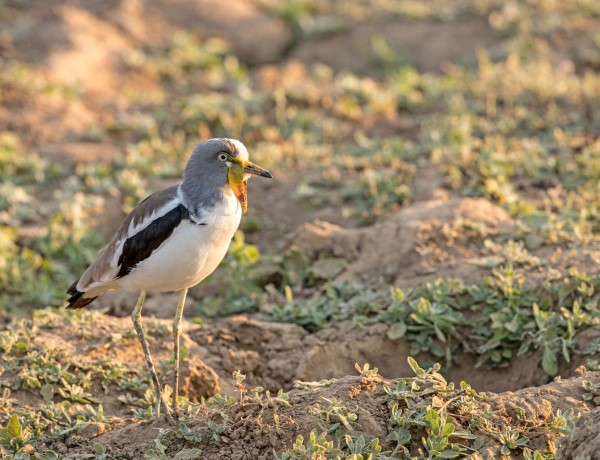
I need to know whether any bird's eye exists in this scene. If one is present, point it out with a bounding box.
[217,153,229,162]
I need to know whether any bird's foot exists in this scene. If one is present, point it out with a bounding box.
[154,389,177,425]
[163,408,178,425]
[158,399,177,425]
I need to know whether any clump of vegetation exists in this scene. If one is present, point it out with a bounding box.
[427,47,600,244]
[277,359,579,460]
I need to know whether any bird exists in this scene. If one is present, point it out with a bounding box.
[64,138,272,422]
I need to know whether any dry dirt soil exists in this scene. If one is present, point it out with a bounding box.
[1,0,600,459]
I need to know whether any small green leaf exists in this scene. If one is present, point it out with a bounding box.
[505,318,519,333]
[407,357,425,375]
[439,450,460,458]
[441,423,455,437]
[542,346,558,376]
[40,384,54,402]
[310,258,347,280]
[472,437,485,450]
[387,322,407,340]
[144,439,168,460]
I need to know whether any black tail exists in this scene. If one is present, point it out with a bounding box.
[65,279,97,310]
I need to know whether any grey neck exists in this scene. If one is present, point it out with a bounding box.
[178,181,225,222]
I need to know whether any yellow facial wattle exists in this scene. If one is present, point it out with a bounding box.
[228,162,248,213]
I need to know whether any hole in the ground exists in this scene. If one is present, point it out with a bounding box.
[188,316,588,395]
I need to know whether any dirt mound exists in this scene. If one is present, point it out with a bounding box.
[288,197,516,287]
[4,1,138,96]
[72,374,393,459]
[65,369,600,459]
[291,17,500,74]
[4,0,290,96]
[145,0,291,65]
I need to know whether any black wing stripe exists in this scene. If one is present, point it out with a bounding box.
[67,279,78,295]
[116,204,190,278]
[65,290,98,310]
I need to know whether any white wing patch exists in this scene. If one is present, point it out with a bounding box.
[126,197,181,238]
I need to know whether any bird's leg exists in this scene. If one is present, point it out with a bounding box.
[131,290,175,424]
[172,288,188,413]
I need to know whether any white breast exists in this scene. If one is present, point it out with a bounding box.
[121,191,242,293]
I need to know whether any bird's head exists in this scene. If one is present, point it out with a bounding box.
[183,138,272,213]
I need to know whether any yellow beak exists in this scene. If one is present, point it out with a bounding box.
[242,161,273,178]
[228,159,272,213]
